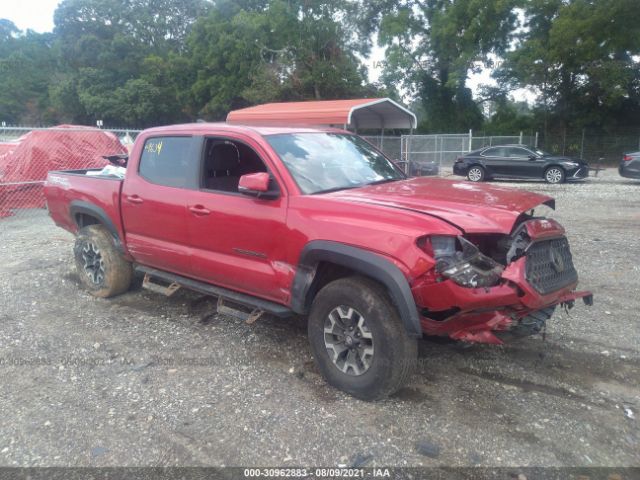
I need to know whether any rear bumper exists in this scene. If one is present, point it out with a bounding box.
[452,163,467,176]
[412,256,593,344]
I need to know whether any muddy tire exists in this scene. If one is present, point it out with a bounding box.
[73,225,132,298]
[308,276,418,401]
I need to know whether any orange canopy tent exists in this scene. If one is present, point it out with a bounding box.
[226,98,417,131]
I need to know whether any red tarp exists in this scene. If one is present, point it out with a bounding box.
[0,125,127,217]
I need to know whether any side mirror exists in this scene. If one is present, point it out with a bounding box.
[528,155,537,161]
[238,172,278,199]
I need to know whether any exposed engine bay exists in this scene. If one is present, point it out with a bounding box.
[415,214,592,344]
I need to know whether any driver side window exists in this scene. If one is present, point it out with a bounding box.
[201,138,268,193]
[507,147,532,158]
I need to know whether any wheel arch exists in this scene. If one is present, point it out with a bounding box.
[69,201,124,252]
[290,240,422,337]
[544,163,566,172]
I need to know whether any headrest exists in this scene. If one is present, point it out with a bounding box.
[209,143,239,171]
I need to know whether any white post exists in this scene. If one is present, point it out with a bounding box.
[468,129,472,152]
[406,130,413,175]
[519,131,523,145]
[535,131,539,148]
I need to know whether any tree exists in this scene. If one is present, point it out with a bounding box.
[49,0,210,126]
[0,27,56,124]
[184,0,376,120]
[498,0,640,133]
[357,0,519,132]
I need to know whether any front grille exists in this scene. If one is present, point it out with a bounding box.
[525,237,578,295]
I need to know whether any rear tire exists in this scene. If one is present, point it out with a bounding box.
[73,225,132,298]
[467,165,485,182]
[307,276,418,401]
[544,166,565,184]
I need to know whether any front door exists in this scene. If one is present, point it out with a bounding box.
[505,146,544,178]
[186,137,290,303]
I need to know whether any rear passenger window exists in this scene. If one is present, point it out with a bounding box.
[139,137,194,188]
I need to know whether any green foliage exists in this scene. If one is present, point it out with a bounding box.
[498,0,640,132]
[1,0,640,132]
[0,0,374,125]
[0,29,56,124]
[184,0,375,120]
[360,0,519,132]
[483,99,536,134]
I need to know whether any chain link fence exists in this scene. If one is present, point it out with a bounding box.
[1,125,634,220]
[0,126,140,219]
[404,134,536,176]
[361,135,402,161]
[367,133,535,176]
[536,130,640,164]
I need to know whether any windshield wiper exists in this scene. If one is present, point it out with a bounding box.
[312,177,402,195]
[311,185,363,195]
[366,177,401,186]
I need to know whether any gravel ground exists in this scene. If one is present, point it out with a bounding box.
[0,169,638,468]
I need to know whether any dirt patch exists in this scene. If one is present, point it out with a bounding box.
[0,169,638,467]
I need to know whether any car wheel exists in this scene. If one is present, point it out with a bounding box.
[307,276,418,401]
[544,166,565,184]
[467,166,485,182]
[73,225,133,298]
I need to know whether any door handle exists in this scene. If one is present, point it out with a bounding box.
[126,195,144,204]
[189,205,211,216]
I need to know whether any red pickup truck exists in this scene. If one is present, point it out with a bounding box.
[44,123,592,400]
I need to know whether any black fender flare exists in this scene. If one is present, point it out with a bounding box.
[544,164,566,174]
[290,240,422,337]
[69,200,124,251]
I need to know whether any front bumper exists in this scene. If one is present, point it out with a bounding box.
[619,161,640,179]
[567,165,589,180]
[412,255,593,344]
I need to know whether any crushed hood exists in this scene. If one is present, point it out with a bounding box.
[324,177,555,234]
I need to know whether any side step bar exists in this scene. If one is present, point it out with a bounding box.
[142,273,181,296]
[135,265,293,318]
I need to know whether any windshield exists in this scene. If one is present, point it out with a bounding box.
[266,133,405,194]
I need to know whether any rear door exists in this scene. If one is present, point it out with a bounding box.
[121,135,201,276]
[480,146,510,176]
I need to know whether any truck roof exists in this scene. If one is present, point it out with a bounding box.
[142,122,348,137]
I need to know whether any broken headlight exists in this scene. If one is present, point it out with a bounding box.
[421,235,504,288]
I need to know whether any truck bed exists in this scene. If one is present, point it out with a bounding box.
[44,169,125,239]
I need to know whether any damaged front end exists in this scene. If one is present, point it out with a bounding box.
[413,217,593,344]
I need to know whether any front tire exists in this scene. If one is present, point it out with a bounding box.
[73,225,132,298]
[467,165,485,182]
[545,166,565,184]
[308,276,418,401]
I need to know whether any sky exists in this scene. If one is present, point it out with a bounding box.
[0,0,59,33]
[0,0,534,105]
